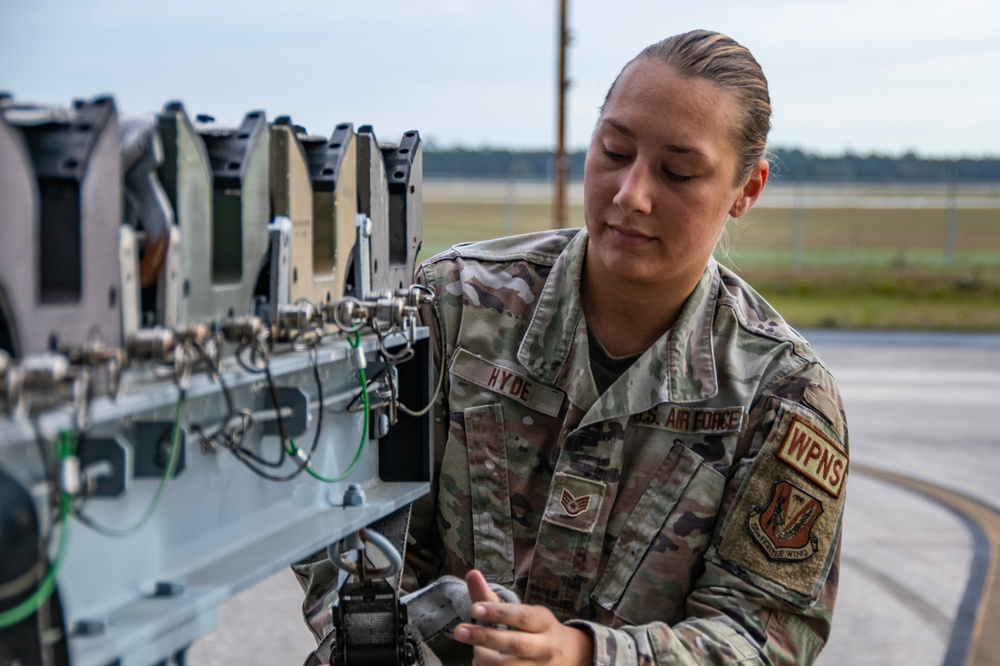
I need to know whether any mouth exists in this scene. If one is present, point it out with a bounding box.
[608,224,654,246]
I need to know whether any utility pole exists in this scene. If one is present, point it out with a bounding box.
[553,0,570,229]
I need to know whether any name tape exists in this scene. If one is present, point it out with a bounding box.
[450,349,564,417]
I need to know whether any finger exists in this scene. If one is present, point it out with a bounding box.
[470,645,508,666]
[455,622,539,660]
[471,601,549,634]
[465,569,501,604]
[472,645,518,666]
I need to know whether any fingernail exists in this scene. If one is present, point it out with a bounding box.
[454,626,470,641]
[472,603,487,618]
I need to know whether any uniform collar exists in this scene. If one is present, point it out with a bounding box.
[517,229,721,421]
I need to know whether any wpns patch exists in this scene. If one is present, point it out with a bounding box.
[777,417,847,498]
[748,481,823,562]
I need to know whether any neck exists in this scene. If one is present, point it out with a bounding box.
[581,246,701,358]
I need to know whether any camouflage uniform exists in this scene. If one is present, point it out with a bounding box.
[404,228,849,665]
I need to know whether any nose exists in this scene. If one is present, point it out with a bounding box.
[613,163,654,215]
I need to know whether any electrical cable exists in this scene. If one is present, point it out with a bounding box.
[205,363,288,470]
[183,340,271,467]
[397,306,446,418]
[344,364,389,414]
[0,420,69,604]
[285,331,369,483]
[328,528,402,579]
[224,345,325,483]
[72,393,186,538]
[0,431,73,629]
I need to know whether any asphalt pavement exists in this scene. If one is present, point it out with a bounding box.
[188,330,1000,666]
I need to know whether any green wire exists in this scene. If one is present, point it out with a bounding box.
[0,398,185,627]
[286,331,369,483]
[0,432,74,629]
[78,399,185,538]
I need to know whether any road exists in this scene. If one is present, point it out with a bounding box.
[188,330,1000,665]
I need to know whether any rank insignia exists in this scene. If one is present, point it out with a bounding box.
[543,472,604,532]
[559,488,592,517]
[748,480,823,562]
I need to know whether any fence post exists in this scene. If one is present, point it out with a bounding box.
[504,162,516,237]
[793,174,805,270]
[945,176,957,266]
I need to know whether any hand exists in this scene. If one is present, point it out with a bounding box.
[453,570,594,665]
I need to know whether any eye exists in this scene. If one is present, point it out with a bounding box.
[662,167,693,183]
[601,147,630,162]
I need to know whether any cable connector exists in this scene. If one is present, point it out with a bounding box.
[350,345,367,373]
[126,327,177,364]
[12,354,91,426]
[219,315,268,345]
[60,455,82,496]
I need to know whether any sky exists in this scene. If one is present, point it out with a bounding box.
[1,0,998,158]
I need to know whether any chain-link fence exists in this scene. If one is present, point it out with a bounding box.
[421,178,1000,270]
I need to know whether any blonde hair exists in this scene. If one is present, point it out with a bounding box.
[603,30,772,184]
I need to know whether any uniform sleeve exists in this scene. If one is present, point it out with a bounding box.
[569,363,848,666]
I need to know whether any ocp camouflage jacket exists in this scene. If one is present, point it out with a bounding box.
[404,228,849,665]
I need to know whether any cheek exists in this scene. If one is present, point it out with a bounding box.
[583,173,613,225]
[679,189,732,236]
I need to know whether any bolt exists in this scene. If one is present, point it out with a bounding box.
[74,619,107,636]
[343,484,365,507]
[153,581,185,597]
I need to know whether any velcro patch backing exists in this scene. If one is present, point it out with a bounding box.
[716,406,848,603]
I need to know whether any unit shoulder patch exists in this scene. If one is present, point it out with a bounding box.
[714,406,848,604]
[777,417,847,498]
[748,481,823,562]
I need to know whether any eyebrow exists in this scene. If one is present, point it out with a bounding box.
[602,119,707,157]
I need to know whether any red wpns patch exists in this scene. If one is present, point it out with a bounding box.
[777,417,848,498]
[748,481,824,562]
[559,489,592,517]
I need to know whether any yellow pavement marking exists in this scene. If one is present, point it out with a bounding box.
[855,464,1000,666]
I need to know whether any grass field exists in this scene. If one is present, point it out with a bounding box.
[420,180,1000,331]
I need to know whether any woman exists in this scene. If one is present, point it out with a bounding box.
[405,30,848,665]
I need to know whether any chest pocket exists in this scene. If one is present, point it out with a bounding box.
[464,403,515,584]
[591,443,725,626]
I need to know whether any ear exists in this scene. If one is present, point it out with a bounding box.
[728,160,769,218]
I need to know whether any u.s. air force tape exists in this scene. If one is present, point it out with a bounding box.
[633,404,745,435]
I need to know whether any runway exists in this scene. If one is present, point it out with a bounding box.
[188,330,1000,665]
[808,331,1000,666]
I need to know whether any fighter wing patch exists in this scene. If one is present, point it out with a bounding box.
[748,481,823,562]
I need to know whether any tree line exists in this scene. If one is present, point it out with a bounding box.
[422,147,1000,183]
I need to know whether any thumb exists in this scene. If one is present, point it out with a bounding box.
[465,569,500,604]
